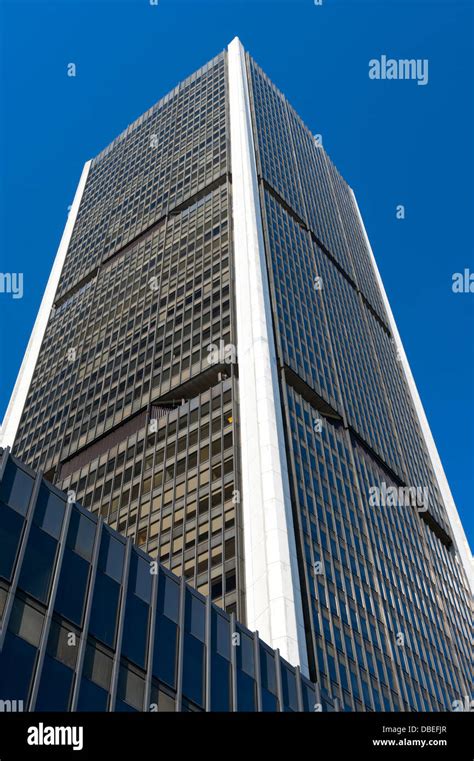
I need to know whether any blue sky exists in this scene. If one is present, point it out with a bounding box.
[0,0,472,547]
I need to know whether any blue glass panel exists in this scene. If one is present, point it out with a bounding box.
[185,590,205,642]
[182,633,204,707]
[260,645,277,694]
[77,678,108,711]
[281,665,298,711]
[55,549,89,626]
[262,688,278,712]
[212,609,230,660]
[211,653,230,711]
[67,509,96,561]
[35,655,73,711]
[98,531,124,582]
[152,615,177,688]
[0,632,36,703]
[34,484,65,539]
[128,552,152,603]
[115,699,138,712]
[236,669,255,711]
[0,461,33,515]
[122,594,149,668]
[0,505,24,581]
[157,572,179,622]
[301,681,316,712]
[18,524,57,603]
[236,629,254,676]
[89,573,120,647]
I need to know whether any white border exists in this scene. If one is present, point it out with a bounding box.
[0,160,91,449]
[350,187,474,597]
[228,37,309,673]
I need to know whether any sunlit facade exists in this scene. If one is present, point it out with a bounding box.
[1,38,472,713]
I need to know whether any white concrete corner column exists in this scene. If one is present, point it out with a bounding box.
[0,160,91,449]
[227,37,309,674]
[350,187,474,597]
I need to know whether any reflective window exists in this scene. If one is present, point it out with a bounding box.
[77,678,108,711]
[211,653,230,711]
[158,572,179,622]
[0,461,33,515]
[0,631,37,703]
[236,669,255,712]
[67,509,96,561]
[281,664,298,712]
[153,615,177,689]
[128,552,152,603]
[98,531,125,582]
[18,524,58,603]
[55,548,90,626]
[260,645,278,712]
[122,598,149,669]
[0,505,24,581]
[34,485,65,539]
[184,590,205,641]
[35,655,73,711]
[89,572,120,648]
[212,609,230,660]
[182,631,205,708]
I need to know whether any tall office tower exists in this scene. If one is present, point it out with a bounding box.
[2,38,472,712]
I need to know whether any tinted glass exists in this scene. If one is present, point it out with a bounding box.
[184,590,205,642]
[157,573,179,622]
[182,632,205,707]
[153,615,177,688]
[236,669,255,711]
[67,509,96,561]
[89,573,120,647]
[0,505,24,581]
[55,549,89,626]
[18,524,57,603]
[121,593,149,668]
[98,531,125,582]
[35,655,73,711]
[0,461,33,515]
[0,632,37,703]
[77,678,108,711]
[34,485,65,539]
[128,552,152,603]
[211,652,230,711]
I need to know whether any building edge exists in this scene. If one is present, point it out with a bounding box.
[0,160,92,449]
[227,37,309,675]
[350,187,474,598]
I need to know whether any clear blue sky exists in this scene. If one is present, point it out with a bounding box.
[0,0,472,549]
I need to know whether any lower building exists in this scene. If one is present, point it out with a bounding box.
[0,449,318,712]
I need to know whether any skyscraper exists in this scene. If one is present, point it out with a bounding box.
[2,38,472,712]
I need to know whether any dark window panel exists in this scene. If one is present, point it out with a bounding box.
[18,524,57,603]
[0,505,24,581]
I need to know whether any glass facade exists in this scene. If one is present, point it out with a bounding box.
[247,54,472,711]
[0,451,316,712]
[12,52,245,624]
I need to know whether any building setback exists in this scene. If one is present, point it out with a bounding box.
[1,38,472,712]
